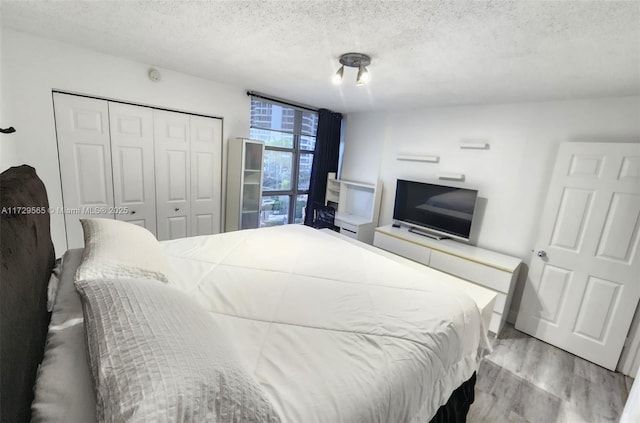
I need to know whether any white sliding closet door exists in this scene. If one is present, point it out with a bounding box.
[108,103,157,235]
[56,93,223,245]
[190,116,222,236]
[54,93,114,249]
[154,110,191,240]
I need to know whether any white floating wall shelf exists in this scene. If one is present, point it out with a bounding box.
[460,140,490,150]
[396,155,440,163]
[438,173,465,181]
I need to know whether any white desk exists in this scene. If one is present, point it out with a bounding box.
[332,179,382,244]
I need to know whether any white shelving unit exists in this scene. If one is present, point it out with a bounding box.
[334,179,382,244]
[225,138,265,231]
[325,172,341,205]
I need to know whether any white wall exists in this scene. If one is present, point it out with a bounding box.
[621,367,640,422]
[340,112,387,183]
[0,20,19,169]
[1,29,250,254]
[342,96,640,325]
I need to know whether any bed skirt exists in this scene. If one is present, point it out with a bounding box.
[430,372,476,423]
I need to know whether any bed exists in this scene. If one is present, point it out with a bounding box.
[0,165,490,423]
[0,165,55,422]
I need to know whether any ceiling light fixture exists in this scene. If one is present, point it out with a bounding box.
[332,53,371,86]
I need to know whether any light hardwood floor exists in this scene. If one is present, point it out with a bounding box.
[468,324,633,423]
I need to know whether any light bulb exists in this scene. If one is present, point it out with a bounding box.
[332,65,344,85]
[356,65,369,86]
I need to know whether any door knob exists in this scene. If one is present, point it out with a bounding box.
[537,250,547,258]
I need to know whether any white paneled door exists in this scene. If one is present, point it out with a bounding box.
[516,142,640,370]
[108,103,157,234]
[190,115,222,236]
[56,93,223,245]
[154,110,191,241]
[54,93,115,249]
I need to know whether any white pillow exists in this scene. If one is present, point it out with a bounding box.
[75,277,281,422]
[74,219,171,284]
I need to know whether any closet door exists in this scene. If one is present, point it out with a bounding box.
[54,93,114,249]
[154,110,191,240]
[189,116,222,236]
[108,103,157,235]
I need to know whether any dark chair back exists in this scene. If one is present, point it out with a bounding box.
[313,204,337,230]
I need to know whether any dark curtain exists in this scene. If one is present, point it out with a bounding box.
[303,108,343,226]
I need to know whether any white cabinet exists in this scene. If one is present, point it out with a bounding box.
[225,138,265,231]
[334,179,382,244]
[373,224,521,334]
[54,92,223,247]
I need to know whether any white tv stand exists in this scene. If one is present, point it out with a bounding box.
[373,224,521,334]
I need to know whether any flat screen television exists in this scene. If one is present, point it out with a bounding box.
[393,179,478,241]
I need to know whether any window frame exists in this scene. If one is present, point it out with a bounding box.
[249,97,317,226]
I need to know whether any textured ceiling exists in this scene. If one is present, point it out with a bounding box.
[1,0,639,113]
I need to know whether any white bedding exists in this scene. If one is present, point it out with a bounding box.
[77,277,282,422]
[32,225,490,422]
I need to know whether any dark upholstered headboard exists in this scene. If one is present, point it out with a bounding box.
[0,165,55,423]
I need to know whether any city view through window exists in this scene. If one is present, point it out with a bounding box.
[250,98,318,227]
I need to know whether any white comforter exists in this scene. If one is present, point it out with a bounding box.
[33,225,489,422]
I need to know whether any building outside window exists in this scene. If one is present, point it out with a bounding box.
[249,97,318,227]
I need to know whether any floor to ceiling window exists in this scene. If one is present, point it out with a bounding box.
[249,96,318,227]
